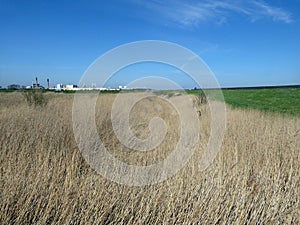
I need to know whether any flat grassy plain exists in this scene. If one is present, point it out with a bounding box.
[221,88,300,116]
[188,88,300,116]
[0,91,299,224]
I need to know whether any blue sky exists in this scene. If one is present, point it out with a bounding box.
[0,0,300,88]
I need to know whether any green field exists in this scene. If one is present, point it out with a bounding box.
[189,88,300,116]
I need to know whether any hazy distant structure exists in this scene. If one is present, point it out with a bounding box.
[65,84,77,90]
[33,77,41,89]
[47,78,50,89]
[56,84,62,91]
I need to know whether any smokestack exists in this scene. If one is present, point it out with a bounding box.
[47,78,50,89]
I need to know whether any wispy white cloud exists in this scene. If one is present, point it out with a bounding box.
[251,1,293,23]
[133,0,293,27]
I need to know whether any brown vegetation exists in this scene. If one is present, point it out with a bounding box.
[0,92,299,224]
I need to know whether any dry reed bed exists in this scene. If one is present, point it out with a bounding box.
[0,92,299,224]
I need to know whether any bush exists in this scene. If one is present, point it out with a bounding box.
[22,89,48,107]
[198,90,207,105]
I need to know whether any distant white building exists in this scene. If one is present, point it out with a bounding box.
[56,84,63,91]
[118,85,127,89]
[54,84,121,91]
[65,84,75,90]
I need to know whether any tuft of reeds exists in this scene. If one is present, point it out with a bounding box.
[21,89,48,107]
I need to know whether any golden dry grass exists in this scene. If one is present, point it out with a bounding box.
[0,92,299,224]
